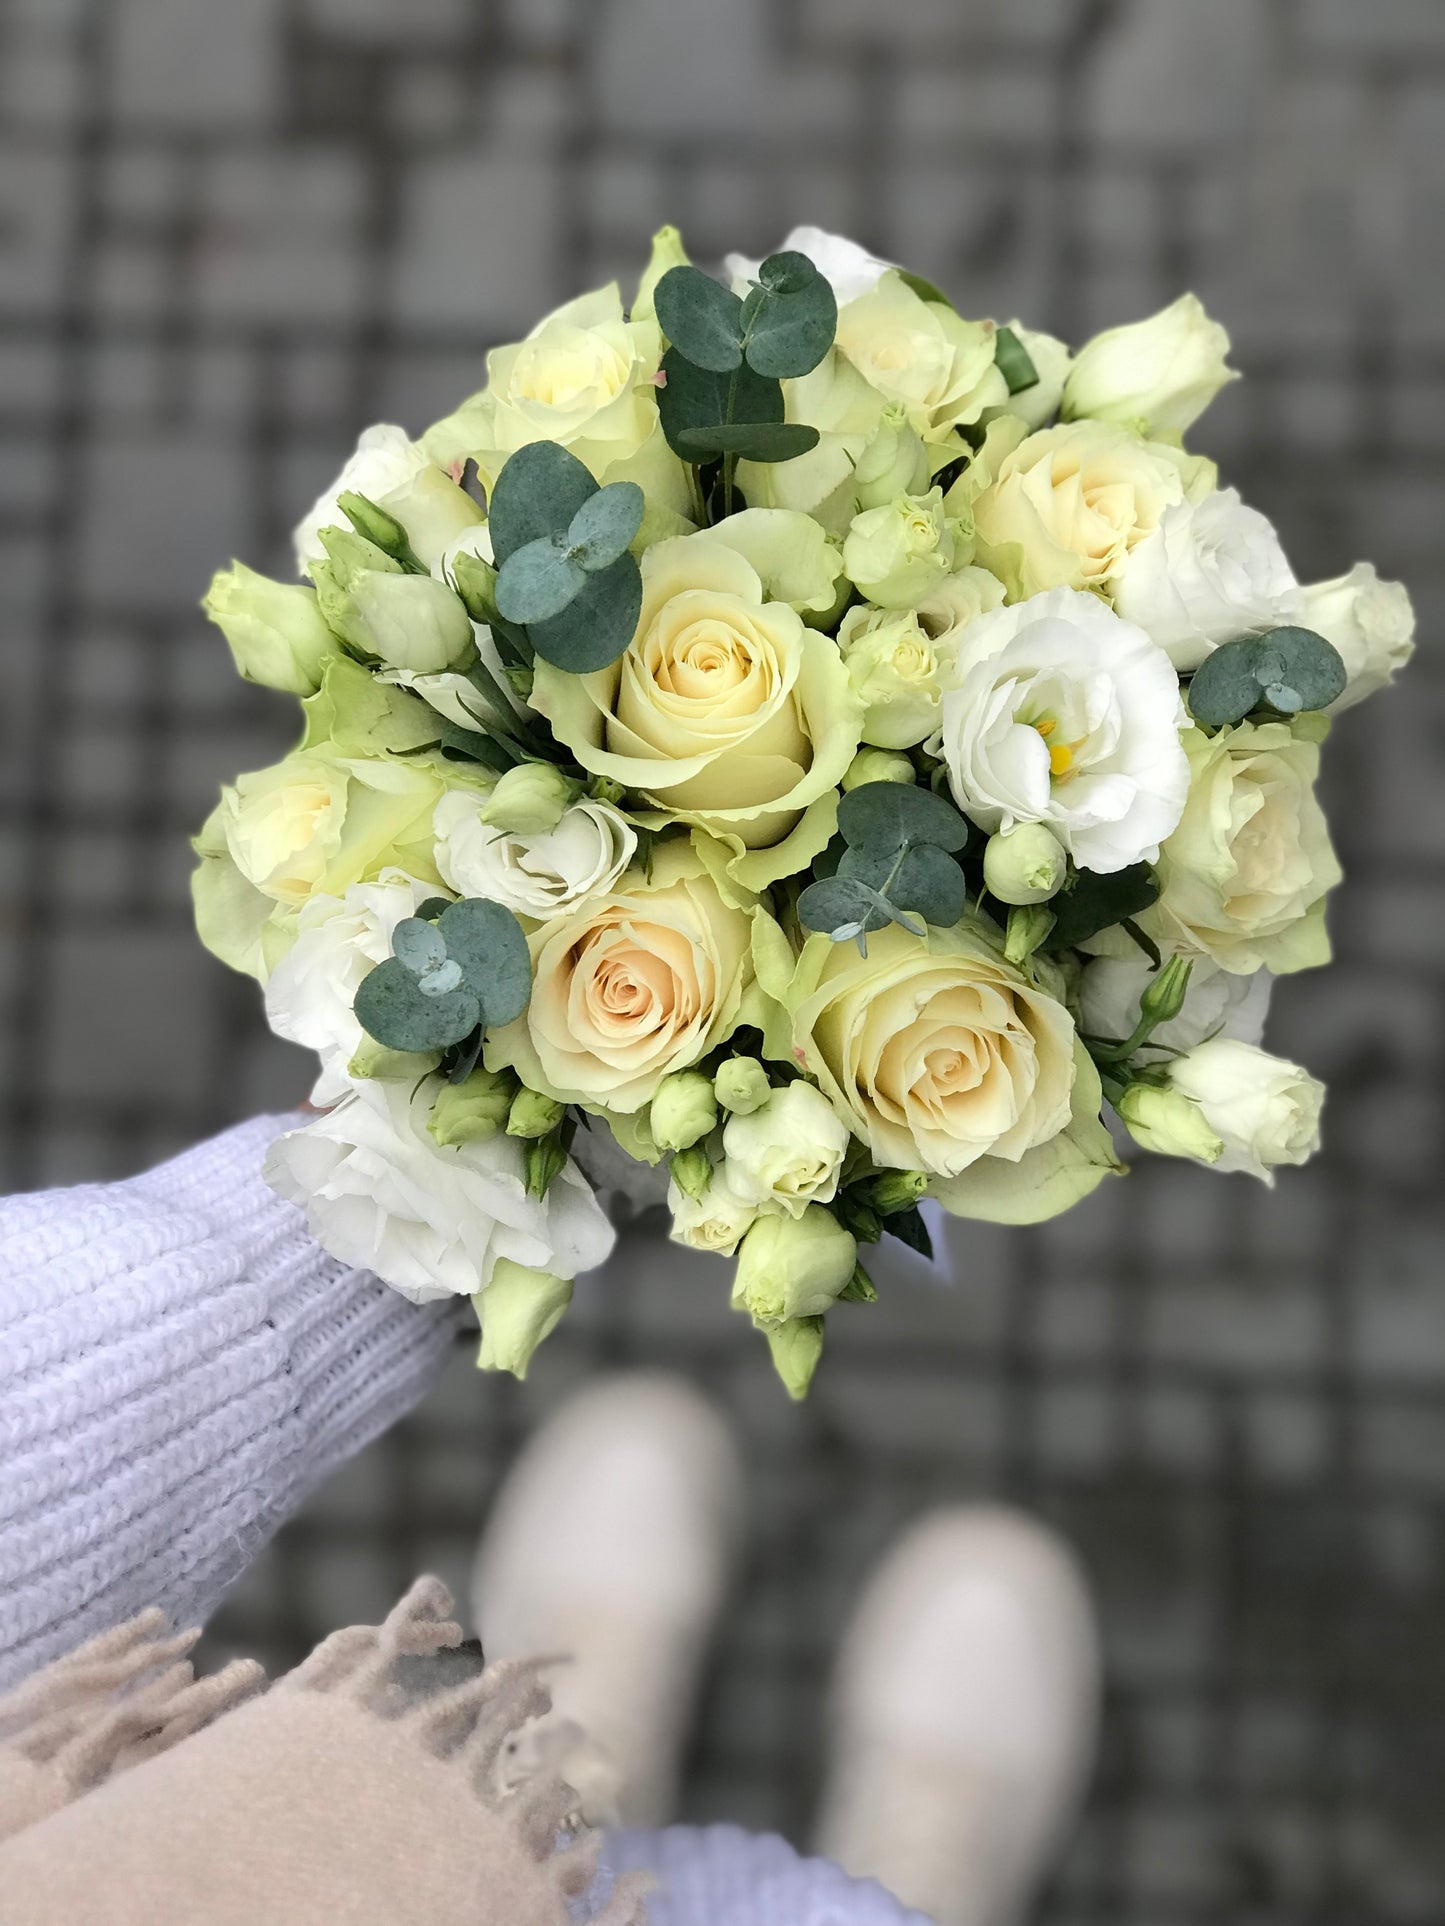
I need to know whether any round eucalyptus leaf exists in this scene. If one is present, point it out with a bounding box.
[438,897,533,1028]
[417,957,464,998]
[488,441,598,564]
[893,843,967,926]
[1187,627,1346,727]
[756,251,819,296]
[742,254,837,380]
[495,535,586,624]
[528,551,643,673]
[656,346,783,455]
[392,916,448,976]
[838,781,970,856]
[653,266,745,374]
[798,875,890,942]
[993,325,1039,396]
[414,896,452,922]
[354,956,481,1052]
[674,422,820,464]
[1040,862,1159,955]
[565,482,645,572]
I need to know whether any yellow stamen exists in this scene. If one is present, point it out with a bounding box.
[1033,717,1057,738]
[1048,742,1074,777]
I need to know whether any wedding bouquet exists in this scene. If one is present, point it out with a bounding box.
[194,225,1414,1396]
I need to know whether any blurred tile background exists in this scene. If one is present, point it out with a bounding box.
[2,1,1444,1920]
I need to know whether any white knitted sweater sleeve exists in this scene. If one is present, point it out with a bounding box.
[0,1115,467,1691]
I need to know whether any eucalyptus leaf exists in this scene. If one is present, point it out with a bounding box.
[797,874,891,943]
[674,422,820,464]
[837,781,970,856]
[488,441,598,564]
[415,897,451,921]
[565,482,644,571]
[495,536,586,624]
[437,897,532,1027]
[654,265,745,373]
[656,345,784,455]
[741,251,837,379]
[836,843,964,927]
[392,917,448,976]
[418,957,464,997]
[354,956,481,1053]
[993,326,1040,395]
[528,551,643,673]
[1187,627,1347,728]
[1042,863,1159,954]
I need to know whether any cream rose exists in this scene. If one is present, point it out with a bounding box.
[433,791,637,920]
[530,526,863,886]
[834,271,1009,442]
[1144,721,1342,974]
[972,420,1214,601]
[486,839,764,1114]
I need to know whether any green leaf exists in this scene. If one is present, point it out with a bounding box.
[675,422,821,464]
[415,897,451,921]
[488,441,598,564]
[654,265,745,373]
[528,551,642,673]
[565,481,644,572]
[741,251,837,379]
[656,345,784,456]
[1186,627,1347,728]
[437,898,532,1027]
[897,269,952,308]
[837,843,965,928]
[392,917,447,976]
[1042,863,1159,954]
[437,722,517,772]
[888,1205,934,1260]
[354,956,480,1052]
[838,1263,878,1303]
[495,535,587,624]
[838,781,970,856]
[797,874,891,944]
[993,326,1039,395]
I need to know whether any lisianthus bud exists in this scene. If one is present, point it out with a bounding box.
[731,1206,858,1324]
[722,1084,850,1217]
[1004,904,1055,967]
[842,488,963,610]
[983,823,1066,906]
[1167,1038,1324,1185]
[349,1037,439,1084]
[1116,1081,1225,1166]
[714,1057,771,1116]
[1062,293,1237,437]
[449,549,499,623]
[335,489,413,560]
[480,762,576,835]
[670,1144,713,1202]
[852,407,930,511]
[1139,954,1193,1029]
[429,1066,517,1146]
[761,1315,825,1402]
[1299,562,1416,712]
[842,747,915,791]
[860,1168,929,1215]
[205,563,338,696]
[472,1260,572,1380]
[508,1086,566,1141]
[650,1070,719,1152]
[315,539,474,675]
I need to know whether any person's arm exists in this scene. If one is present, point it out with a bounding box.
[0,1116,466,1691]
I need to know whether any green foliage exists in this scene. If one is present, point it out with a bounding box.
[993,326,1040,396]
[1186,627,1346,728]
[799,781,971,949]
[487,444,643,672]
[837,781,970,857]
[337,491,427,573]
[353,896,532,1057]
[887,1205,935,1260]
[1041,862,1160,954]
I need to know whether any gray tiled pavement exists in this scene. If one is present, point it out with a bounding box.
[3,3,1444,1920]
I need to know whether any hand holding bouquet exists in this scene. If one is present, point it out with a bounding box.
[195,226,1415,1396]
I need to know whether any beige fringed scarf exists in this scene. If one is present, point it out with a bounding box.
[0,1578,648,1926]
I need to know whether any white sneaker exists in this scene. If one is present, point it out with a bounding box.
[470,1373,744,1830]
[812,1507,1100,1926]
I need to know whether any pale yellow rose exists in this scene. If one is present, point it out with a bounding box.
[530,527,864,889]
[757,916,1079,1182]
[421,283,691,520]
[834,271,1009,442]
[971,420,1215,602]
[1143,721,1342,975]
[486,839,769,1115]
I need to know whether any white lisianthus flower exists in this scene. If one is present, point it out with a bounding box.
[1113,488,1302,672]
[1078,952,1271,1059]
[264,868,440,1103]
[293,424,432,574]
[1300,562,1416,711]
[667,1177,765,1258]
[725,226,893,305]
[433,791,637,920]
[1166,1038,1324,1183]
[1062,294,1238,437]
[720,1083,851,1218]
[936,587,1190,874]
[264,1079,616,1304]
